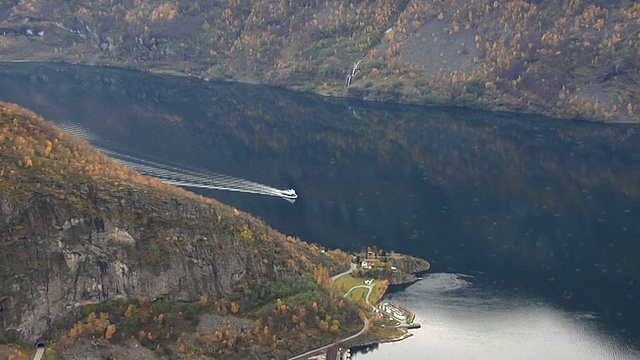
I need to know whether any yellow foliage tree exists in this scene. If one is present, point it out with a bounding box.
[330,320,340,333]
[95,312,110,334]
[137,296,149,307]
[124,304,135,318]
[105,324,116,340]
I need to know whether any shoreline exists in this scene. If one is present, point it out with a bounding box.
[1,59,636,125]
[348,279,422,349]
[328,260,426,358]
[346,322,416,356]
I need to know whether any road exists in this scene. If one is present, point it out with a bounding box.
[33,343,45,360]
[288,317,369,360]
[288,264,372,360]
[343,285,375,309]
[331,263,356,281]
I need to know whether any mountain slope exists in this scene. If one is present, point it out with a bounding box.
[0,1,638,123]
[0,101,367,358]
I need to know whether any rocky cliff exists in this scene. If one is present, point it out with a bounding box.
[387,254,431,287]
[0,101,351,344]
[388,252,431,276]
[359,253,430,287]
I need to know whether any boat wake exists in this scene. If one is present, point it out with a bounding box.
[420,273,472,293]
[58,122,298,202]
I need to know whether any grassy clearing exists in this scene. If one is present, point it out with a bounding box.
[369,282,387,305]
[332,270,390,307]
[345,287,368,303]
[332,273,366,294]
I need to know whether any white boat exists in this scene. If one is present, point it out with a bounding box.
[280,188,298,199]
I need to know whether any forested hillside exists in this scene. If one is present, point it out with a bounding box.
[0,0,638,122]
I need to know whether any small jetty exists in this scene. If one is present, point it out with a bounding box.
[398,323,421,330]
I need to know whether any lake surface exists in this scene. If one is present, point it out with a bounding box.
[1,62,639,358]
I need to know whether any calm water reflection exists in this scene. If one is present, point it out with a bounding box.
[0,63,638,357]
[353,274,639,359]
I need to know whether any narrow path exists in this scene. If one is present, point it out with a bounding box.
[343,284,369,298]
[343,284,375,310]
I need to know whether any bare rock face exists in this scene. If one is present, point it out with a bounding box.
[61,338,158,360]
[0,186,276,342]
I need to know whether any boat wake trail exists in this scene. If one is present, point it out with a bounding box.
[58,122,298,202]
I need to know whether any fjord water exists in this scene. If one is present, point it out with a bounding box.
[1,63,638,358]
[352,273,639,359]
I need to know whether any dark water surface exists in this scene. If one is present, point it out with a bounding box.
[1,63,639,358]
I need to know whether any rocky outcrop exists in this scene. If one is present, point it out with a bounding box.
[61,338,158,360]
[358,254,430,287]
[1,187,276,340]
[386,254,431,288]
[389,253,431,276]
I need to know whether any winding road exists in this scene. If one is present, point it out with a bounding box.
[343,284,378,313]
[331,263,356,281]
[288,264,372,360]
[287,317,370,360]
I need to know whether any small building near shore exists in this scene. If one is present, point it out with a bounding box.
[361,259,376,269]
[381,302,407,321]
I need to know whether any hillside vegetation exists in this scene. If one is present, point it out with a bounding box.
[0,101,368,358]
[0,0,638,123]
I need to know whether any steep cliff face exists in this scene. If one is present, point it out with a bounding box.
[2,190,258,340]
[0,102,348,342]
